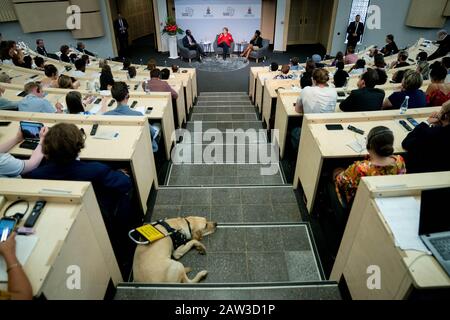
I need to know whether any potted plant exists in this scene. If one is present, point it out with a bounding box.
[162,17,184,59]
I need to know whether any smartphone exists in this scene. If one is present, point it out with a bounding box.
[108,99,116,107]
[182,70,188,73]
[326,124,344,131]
[407,117,419,128]
[29,74,39,79]
[0,121,11,127]
[399,120,413,132]
[94,98,102,104]
[146,107,153,115]
[131,101,138,108]
[337,92,346,97]
[65,66,72,72]
[17,91,28,97]
[0,217,17,242]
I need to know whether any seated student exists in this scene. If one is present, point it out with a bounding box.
[69,53,78,64]
[0,126,47,178]
[426,62,450,106]
[416,52,430,80]
[81,54,90,66]
[375,67,388,85]
[23,123,136,270]
[100,65,115,91]
[402,101,450,173]
[428,29,450,61]
[290,57,301,71]
[349,59,366,75]
[344,46,358,65]
[72,59,87,78]
[36,39,48,57]
[18,82,63,113]
[142,69,178,99]
[171,65,180,74]
[40,64,59,88]
[123,59,131,70]
[0,85,18,110]
[331,51,344,67]
[391,51,410,69]
[274,65,293,79]
[373,53,387,69]
[381,34,399,57]
[33,56,45,71]
[0,72,10,84]
[160,68,171,80]
[270,62,279,72]
[76,42,94,56]
[291,68,337,149]
[442,56,450,83]
[66,91,107,115]
[312,54,325,68]
[57,75,80,90]
[333,61,350,88]
[98,59,109,69]
[128,66,137,79]
[105,82,160,152]
[147,58,157,71]
[391,69,406,84]
[340,69,385,112]
[383,70,426,109]
[300,60,316,89]
[333,126,406,207]
[59,45,71,63]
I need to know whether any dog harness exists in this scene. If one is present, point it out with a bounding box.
[155,219,192,250]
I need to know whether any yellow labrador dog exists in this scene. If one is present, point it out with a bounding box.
[133,217,217,283]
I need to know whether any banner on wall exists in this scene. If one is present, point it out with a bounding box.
[175,0,262,45]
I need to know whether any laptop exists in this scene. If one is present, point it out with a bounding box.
[19,121,43,150]
[419,187,450,277]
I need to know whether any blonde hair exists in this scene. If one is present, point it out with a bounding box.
[312,68,330,85]
[402,70,423,91]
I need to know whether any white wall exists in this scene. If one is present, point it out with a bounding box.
[273,0,287,51]
[0,0,116,58]
[330,0,450,55]
[156,0,169,52]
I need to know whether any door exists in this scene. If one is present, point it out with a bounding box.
[287,0,302,44]
[301,0,322,43]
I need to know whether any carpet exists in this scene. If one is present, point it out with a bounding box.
[189,56,250,72]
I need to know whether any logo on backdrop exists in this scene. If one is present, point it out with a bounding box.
[245,6,255,18]
[223,7,235,17]
[181,7,194,18]
[204,6,214,18]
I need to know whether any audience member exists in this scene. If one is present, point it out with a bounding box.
[300,60,316,89]
[426,62,450,106]
[340,69,385,112]
[274,65,293,79]
[41,64,59,88]
[142,69,178,99]
[160,68,171,80]
[36,39,48,56]
[0,85,18,110]
[391,51,410,69]
[72,59,87,77]
[100,65,115,90]
[57,75,80,90]
[66,91,107,115]
[383,70,426,109]
[381,34,399,56]
[18,82,63,113]
[33,56,45,71]
[60,45,71,63]
[416,52,430,80]
[333,61,349,88]
[349,59,366,75]
[344,46,358,65]
[428,29,450,61]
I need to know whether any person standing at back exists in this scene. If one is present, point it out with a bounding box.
[346,15,364,50]
[114,13,129,58]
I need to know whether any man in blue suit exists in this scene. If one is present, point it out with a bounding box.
[182,30,206,61]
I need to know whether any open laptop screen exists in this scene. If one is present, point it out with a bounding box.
[419,187,450,235]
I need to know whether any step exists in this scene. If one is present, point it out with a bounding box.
[197,96,251,103]
[167,164,284,187]
[200,92,248,97]
[115,282,341,300]
[196,101,253,107]
[186,121,263,132]
[192,106,256,114]
[120,224,324,285]
[190,113,258,121]
[171,143,278,164]
[151,186,300,224]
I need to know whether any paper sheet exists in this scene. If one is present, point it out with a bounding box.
[375,197,430,253]
[134,106,146,115]
[93,130,119,140]
[89,104,102,115]
[0,236,39,282]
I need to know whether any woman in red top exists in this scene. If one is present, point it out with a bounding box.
[426,62,450,106]
[217,27,234,60]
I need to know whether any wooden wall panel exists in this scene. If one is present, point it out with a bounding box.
[444,0,450,16]
[13,1,70,33]
[70,0,100,12]
[117,0,155,42]
[71,12,105,39]
[0,0,17,22]
[406,0,447,28]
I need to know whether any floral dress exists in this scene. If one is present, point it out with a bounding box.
[335,155,407,206]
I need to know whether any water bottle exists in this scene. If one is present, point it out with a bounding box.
[400,96,410,114]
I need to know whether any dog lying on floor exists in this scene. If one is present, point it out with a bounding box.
[133,217,217,283]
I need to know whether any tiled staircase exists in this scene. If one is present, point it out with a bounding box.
[114,92,341,300]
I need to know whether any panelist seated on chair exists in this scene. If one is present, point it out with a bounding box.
[182,30,205,61]
[240,30,263,61]
[216,27,234,61]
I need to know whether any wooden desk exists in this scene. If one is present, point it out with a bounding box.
[0,179,122,299]
[249,67,268,103]
[331,173,450,300]
[293,107,441,213]
[0,83,176,160]
[262,80,300,130]
[274,91,302,159]
[0,111,157,212]
[255,71,276,113]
